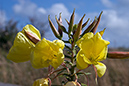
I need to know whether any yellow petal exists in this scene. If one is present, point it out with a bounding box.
[76,50,89,69]
[50,48,64,69]
[92,32,110,57]
[96,46,108,61]
[76,32,94,48]
[31,38,64,69]
[53,40,65,49]
[31,38,51,68]
[94,62,106,77]
[33,78,48,86]
[81,37,94,58]
[7,24,41,63]
[7,32,35,62]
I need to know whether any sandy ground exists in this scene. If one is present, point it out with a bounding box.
[0,83,20,86]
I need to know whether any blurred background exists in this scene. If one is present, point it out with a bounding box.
[0,0,129,86]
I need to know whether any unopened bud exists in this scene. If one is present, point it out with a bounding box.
[24,30,40,44]
[64,81,80,86]
[58,13,63,37]
[48,15,61,39]
[108,51,129,59]
[73,14,85,42]
[33,78,49,86]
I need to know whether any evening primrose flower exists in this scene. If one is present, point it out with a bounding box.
[76,31,110,77]
[64,81,78,86]
[33,78,48,86]
[7,24,41,62]
[31,38,64,69]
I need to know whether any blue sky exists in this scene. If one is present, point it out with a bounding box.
[0,0,129,47]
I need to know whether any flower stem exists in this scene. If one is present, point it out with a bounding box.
[70,42,75,81]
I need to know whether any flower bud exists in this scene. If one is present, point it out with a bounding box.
[33,78,48,86]
[91,11,103,34]
[24,30,40,44]
[58,13,63,37]
[68,9,75,36]
[108,51,129,59]
[64,81,78,86]
[73,14,85,42]
[48,16,61,39]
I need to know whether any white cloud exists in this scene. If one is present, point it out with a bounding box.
[13,0,46,17]
[0,10,6,27]
[13,0,74,40]
[13,0,129,47]
[101,0,113,8]
[37,8,46,14]
[99,0,129,47]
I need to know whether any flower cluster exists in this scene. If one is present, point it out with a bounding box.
[7,24,64,69]
[7,10,112,86]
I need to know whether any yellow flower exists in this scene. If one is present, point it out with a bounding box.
[33,78,48,86]
[64,81,77,86]
[7,24,41,62]
[31,38,64,69]
[76,32,110,77]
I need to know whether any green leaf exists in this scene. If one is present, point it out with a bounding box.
[81,83,87,86]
